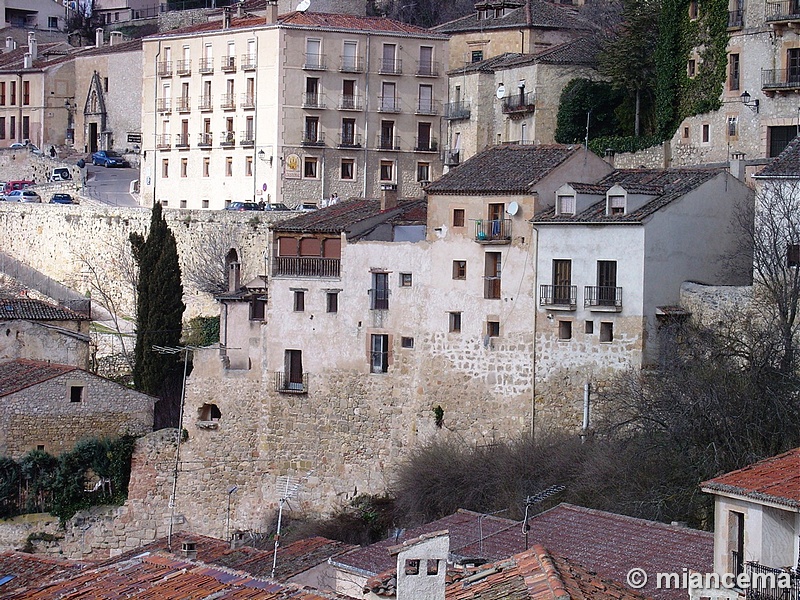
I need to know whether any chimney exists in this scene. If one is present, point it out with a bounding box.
[237,2,243,18]
[730,151,746,181]
[95,28,103,47]
[109,31,122,46]
[381,185,398,211]
[223,8,231,29]
[180,541,198,560]
[603,147,615,168]
[27,32,37,61]
[5,37,14,51]
[228,261,241,292]
[23,53,32,69]
[266,0,278,24]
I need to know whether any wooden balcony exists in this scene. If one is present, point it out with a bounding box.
[272,256,341,278]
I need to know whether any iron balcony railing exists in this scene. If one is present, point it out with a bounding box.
[484,276,501,299]
[414,137,438,152]
[338,133,362,148]
[241,54,257,70]
[732,551,743,577]
[378,95,401,112]
[339,55,365,72]
[416,99,439,115]
[156,98,172,113]
[301,131,325,146]
[220,93,236,109]
[175,96,191,112]
[303,92,326,108]
[474,219,511,243]
[220,131,235,145]
[584,286,623,309]
[540,285,577,309]
[274,371,308,394]
[175,133,189,147]
[377,135,401,150]
[197,132,213,146]
[272,257,341,278]
[444,101,470,120]
[176,59,191,75]
[221,55,236,71]
[198,95,213,110]
[762,68,800,89]
[444,149,460,166]
[240,130,255,145]
[765,0,800,21]
[339,94,364,110]
[198,57,214,73]
[379,58,402,74]
[502,91,536,113]
[155,134,171,148]
[416,60,439,76]
[745,561,800,600]
[728,9,744,27]
[241,93,255,109]
[369,288,390,310]
[303,53,327,70]
[157,60,172,77]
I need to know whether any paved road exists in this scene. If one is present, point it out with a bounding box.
[82,163,140,207]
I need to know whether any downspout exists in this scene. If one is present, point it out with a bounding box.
[531,222,539,439]
[362,33,371,198]
[252,33,259,202]
[152,40,161,207]
[16,74,22,142]
[581,382,590,441]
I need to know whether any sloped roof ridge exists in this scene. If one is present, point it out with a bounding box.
[540,503,710,536]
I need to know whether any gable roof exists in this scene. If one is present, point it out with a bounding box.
[532,168,723,223]
[754,135,800,178]
[450,37,599,75]
[424,144,582,195]
[0,297,90,321]
[702,447,800,509]
[0,552,83,596]
[0,359,78,397]
[272,198,426,235]
[434,1,591,34]
[0,42,75,73]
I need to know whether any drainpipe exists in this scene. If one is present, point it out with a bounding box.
[531,222,539,440]
[581,382,591,441]
[251,33,259,203]
[362,33,371,198]
[152,40,161,207]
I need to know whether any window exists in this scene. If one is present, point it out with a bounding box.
[585,320,594,334]
[0,82,5,105]
[401,336,414,348]
[487,320,500,337]
[453,260,467,280]
[471,50,484,63]
[305,38,323,68]
[225,156,233,177]
[284,349,305,391]
[382,43,397,72]
[552,259,572,305]
[342,40,358,71]
[341,158,354,180]
[728,511,745,576]
[558,320,572,340]
[769,126,797,157]
[380,82,397,111]
[0,117,5,139]
[104,77,109,93]
[293,290,305,312]
[250,296,266,320]
[702,123,710,143]
[326,291,339,313]
[449,311,462,333]
[69,385,84,403]
[687,59,696,78]
[370,334,389,373]
[597,260,618,306]
[198,403,221,422]
[728,117,738,138]
[180,199,187,208]
[380,120,395,149]
[37,445,44,452]
[371,272,390,309]
[788,244,800,267]
[341,118,356,145]
[417,162,430,182]
[304,157,318,178]
[608,194,625,215]
[418,85,434,114]
[304,116,319,143]
[203,157,210,177]
[162,159,169,178]
[9,81,15,105]
[789,48,800,84]
[22,116,29,141]
[485,252,501,299]
[380,160,394,182]
[405,559,420,575]
[683,126,689,139]
[202,199,209,208]
[48,16,58,28]
[419,45,434,75]
[22,81,29,106]
[181,158,188,177]
[729,53,740,91]
[245,156,253,176]
[556,195,575,215]
[453,208,465,227]
[399,273,412,287]
[427,560,439,576]
[600,321,614,342]
[689,0,699,19]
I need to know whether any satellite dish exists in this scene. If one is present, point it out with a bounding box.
[296,0,310,11]
[496,84,505,99]
[507,201,519,216]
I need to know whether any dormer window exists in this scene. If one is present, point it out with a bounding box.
[556,194,575,216]
[608,194,626,215]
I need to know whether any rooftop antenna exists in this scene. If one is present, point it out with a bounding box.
[296,0,311,11]
[271,470,312,578]
[584,110,591,152]
[522,484,566,549]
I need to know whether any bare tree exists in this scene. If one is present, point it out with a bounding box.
[183,224,241,295]
[66,0,101,46]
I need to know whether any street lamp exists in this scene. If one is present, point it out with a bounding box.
[740,91,760,113]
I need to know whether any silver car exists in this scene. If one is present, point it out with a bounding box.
[5,189,42,203]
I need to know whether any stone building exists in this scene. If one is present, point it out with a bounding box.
[1,0,69,31]
[139,7,449,210]
[0,358,154,458]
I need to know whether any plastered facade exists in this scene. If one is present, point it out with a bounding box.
[0,320,90,368]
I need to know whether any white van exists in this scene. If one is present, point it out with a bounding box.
[50,167,72,182]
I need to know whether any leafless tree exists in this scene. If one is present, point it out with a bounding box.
[183,224,241,296]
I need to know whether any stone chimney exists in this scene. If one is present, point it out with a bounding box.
[23,53,32,69]
[95,28,103,47]
[5,37,15,51]
[390,532,448,600]
[228,261,241,292]
[180,541,198,560]
[27,32,37,61]
[266,0,278,24]
[237,1,244,18]
[223,8,231,29]
[603,147,615,168]
[730,151,746,181]
[381,185,398,211]
[109,31,123,46]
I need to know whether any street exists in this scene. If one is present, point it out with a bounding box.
[82,163,140,207]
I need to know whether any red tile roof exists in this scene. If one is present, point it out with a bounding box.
[0,297,90,321]
[0,552,83,596]
[0,359,78,398]
[702,447,800,509]
[273,198,426,234]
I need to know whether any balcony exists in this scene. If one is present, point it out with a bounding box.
[540,285,577,310]
[369,288,390,310]
[744,561,800,600]
[416,60,439,76]
[156,134,171,149]
[175,96,191,112]
[198,132,213,147]
[241,54,257,70]
[728,8,744,28]
[241,93,255,109]
[220,131,235,146]
[221,55,236,72]
[176,59,191,75]
[339,94,364,110]
[502,91,536,115]
[198,57,213,74]
[157,60,172,77]
[303,92,326,109]
[301,131,325,146]
[378,95,401,113]
[379,58,402,75]
[474,219,511,244]
[484,277,501,299]
[338,133,362,148]
[220,93,236,110]
[376,134,401,150]
[584,286,623,311]
[762,68,800,91]
[274,371,308,394]
[156,98,172,113]
[303,53,327,70]
[416,99,440,115]
[444,149,460,166]
[339,55,365,73]
[198,95,213,111]
[175,133,189,148]
[766,0,800,22]
[240,130,255,146]
[444,101,470,120]
[414,137,438,152]
[272,256,341,278]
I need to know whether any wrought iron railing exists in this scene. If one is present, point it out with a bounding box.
[157,60,172,77]
[301,131,325,146]
[369,288,390,310]
[220,93,236,109]
[221,56,236,71]
[272,257,340,278]
[338,133,362,148]
[416,99,439,115]
[339,94,363,110]
[241,54,257,70]
[377,135,401,150]
[175,96,190,112]
[175,133,189,147]
[474,219,511,242]
[274,371,308,394]
[176,59,191,75]
[762,68,800,89]
[339,55,365,72]
[540,285,577,309]
[745,561,800,600]
[240,93,255,109]
[484,276,501,299]
[416,60,439,76]
[414,137,438,152]
[378,96,401,112]
[198,95,212,110]
[502,91,536,113]
[444,101,470,120]
[156,98,171,113]
[303,93,326,108]
[303,53,327,70]
[584,286,623,309]
[379,58,402,74]
[728,9,744,27]
[765,0,800,21]
[198,57,214,74]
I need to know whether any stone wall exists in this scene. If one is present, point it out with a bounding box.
[611,144,669,169]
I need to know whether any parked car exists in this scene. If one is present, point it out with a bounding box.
[50,167,72,182]
[295,202,318,211]
[50,193,77,205]
[9,142,42,156]
[2,180,35,199]
[226,201,262,211]
[91,150,127,167]
[263,203,291,211]
[6,189,42,203]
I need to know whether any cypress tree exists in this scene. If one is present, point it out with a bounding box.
[130,202,185,397]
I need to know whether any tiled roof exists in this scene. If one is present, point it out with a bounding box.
[6,551,348,599]
[0,359,78,397]
[0,42,75,72]
[273,198,426,234]
[0,297,90,321]
[0,552,83,596]
[525,504,713,600]
[450,36,599,75]
[532,168,722,223]
[424,144,582,195]
[434,1,591,34]
[73,38,143,58]
[702,447,800,509]
[754,135,800,178]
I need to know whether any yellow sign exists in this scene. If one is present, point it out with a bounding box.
[285,153,301,179]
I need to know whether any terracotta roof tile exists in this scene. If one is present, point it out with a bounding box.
[273,198,426,234]
[702,447,800,508]
[755,135,800,178]
[0,359,78,397]
[434,1,592,34]
[0,551,83,596]
[0,297,90,321]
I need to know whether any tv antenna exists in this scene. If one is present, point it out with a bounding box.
[271,470,312,578]
[521,484,565,548]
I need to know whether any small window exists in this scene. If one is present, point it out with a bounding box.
[401,336,414,348]
[104,77,109,92]
[729,53,740,91]
[600,321,614,342]
[48,16,58,28]
[202,199,209,209]
[198,403,222,421]
[162,158,169,178]
[250,297,266,320]
[689,0,699,19]
[687,59,696,78]
[702,123,710,143]
[728,117,737,138]
[326,291,339,313]
[585,320,594,334]
[37,444,45,451]
[181,158,188,177]
[471,50,483,63]
[608,195,625,215]
[304,157,318,178]
[453,260,467,280]
[226,156,233,177]
[405,559,420,575]
[556,195,575,215]
[399,273,412,287]
[203,157,210,177]
[293,290,305,312]
[788,244,800,267]
[449,311,462,333]
[453,208,465,227]
[380,160,394,182]
[69,385,84,403]
[427,559,439,575]
[683,126,690,139]
[245,156,253,176]
[180,199,187,208]
[341,158,355,180]
[417,161,430,182]
[558,320,572,340]
[487,320,500,337]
